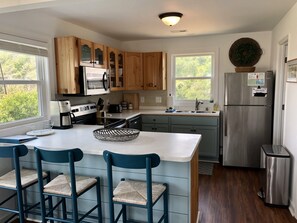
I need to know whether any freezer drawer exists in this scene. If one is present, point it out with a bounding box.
[223,106,272,167]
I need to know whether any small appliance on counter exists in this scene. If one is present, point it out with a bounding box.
[50,100,73,129]
[96,97,106,122]
[108,104,122,113]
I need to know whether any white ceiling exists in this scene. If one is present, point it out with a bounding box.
[1,0,297,41]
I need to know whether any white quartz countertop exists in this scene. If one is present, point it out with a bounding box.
[24,125,201,162]
[107,109,220,120]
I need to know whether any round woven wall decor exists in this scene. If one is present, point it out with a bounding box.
[229,38,263,71]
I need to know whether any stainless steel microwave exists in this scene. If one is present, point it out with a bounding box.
[79,66,110,95]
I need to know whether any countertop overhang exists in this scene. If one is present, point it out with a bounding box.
[24,125,201,162]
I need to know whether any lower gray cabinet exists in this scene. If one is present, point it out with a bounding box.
[141,115,220,162]
[171,124,219,162]
[142,115,169,132]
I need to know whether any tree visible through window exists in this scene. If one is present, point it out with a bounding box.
[0,41,47,124]
[174,54,213,101]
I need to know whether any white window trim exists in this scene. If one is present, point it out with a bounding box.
[0,34,50,131]
[170,49,219,108]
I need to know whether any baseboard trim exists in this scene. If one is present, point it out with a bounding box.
[197,211,202,223]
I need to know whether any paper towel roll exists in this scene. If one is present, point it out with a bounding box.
[167,95,174,107]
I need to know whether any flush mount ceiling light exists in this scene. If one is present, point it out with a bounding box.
[159,12,183,26]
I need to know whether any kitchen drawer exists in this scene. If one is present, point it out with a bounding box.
[142,123,169,132]
[142,115,169,124]
[171,116,218,126]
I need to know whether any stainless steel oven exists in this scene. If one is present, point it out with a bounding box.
[71,103,126,128]
[79,66,109,95]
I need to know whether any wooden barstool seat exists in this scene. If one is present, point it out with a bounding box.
[35,147,102,223]
[0,143,50,223]
[113,179,166,205]
[103,150,168,223]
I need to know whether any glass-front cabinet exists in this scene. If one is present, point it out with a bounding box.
[78,39,107,68]
[108,47,124,91]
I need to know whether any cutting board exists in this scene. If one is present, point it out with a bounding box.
[123,93,139,110]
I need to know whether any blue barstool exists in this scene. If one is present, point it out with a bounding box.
[0,143,50,223]
[34,147,102,223]
[103,150,168,223]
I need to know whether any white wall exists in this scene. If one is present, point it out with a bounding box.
[121,31,272,108]
[271,2,297,217]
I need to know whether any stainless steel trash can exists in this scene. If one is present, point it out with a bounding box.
[259,145,290,206]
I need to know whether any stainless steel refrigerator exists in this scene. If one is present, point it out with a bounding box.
[223,71,274,167]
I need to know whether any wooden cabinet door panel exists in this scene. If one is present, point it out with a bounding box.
[124,52,143,90]
[78,39,93,67]
[93,43,107,68]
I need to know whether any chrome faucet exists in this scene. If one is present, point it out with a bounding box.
[195,98,203,111]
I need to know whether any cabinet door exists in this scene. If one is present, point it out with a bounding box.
[78,39,93,67]
[108,47,125,91]
[54,36,79,94]
[118,51,124,89]
[142,123,156,132]
[93,43,107,68]
[124,52,143,90]
[171,124,219,162]
[195,126,219,161]
[155,124,169,132]
[143,52,166,90]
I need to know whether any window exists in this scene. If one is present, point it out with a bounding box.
[0,39,48,125]
[173,53,215,103]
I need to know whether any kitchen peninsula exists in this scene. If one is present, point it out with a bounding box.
[22,125,201,223]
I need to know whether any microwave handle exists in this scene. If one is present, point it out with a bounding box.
[103,72,108,90]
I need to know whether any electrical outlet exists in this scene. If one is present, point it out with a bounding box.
[156,96,162,103]
[140,96,145,103]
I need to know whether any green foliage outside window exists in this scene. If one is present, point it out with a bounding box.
[0,50,39,123]
[0,89,38,123]
[175,55,212,100]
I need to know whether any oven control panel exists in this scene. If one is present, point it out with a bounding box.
[71,103,97,117]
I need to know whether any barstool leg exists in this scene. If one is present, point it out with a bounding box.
[17,188,25,223]
[96,178,102,222]
[62,198,67,220]
[122,204,127,223]
[164,185,169,223]
[72,195,79,223]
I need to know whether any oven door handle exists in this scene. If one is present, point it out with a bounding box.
[115,122,126,128]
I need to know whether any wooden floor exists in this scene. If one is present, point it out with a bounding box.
[199,164,297,223]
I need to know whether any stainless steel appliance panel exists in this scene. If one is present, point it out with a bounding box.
[224,72,274,106]
[80,66,110,95]
[223,105,272,167]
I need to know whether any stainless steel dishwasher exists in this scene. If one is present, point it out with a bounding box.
[127,115,142,130]
[259,145,291,206]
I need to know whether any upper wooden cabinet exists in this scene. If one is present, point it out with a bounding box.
[124,52,143,90]
[54,36,80,94]
[143,52,167,90]
[54,36,107,94]
[108,47,125,91]
[78,39,107,68]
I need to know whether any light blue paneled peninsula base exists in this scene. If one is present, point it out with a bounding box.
[22,125,201,223]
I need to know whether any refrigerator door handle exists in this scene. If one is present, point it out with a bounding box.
[224,108,227,136]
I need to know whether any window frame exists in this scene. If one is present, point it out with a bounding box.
[171,50,218,107]
[0,36,49,129]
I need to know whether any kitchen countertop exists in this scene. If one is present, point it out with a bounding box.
[24,124,201,162]
[107,109,220,120]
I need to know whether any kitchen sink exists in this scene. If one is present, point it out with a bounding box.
[175,110,213,113]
